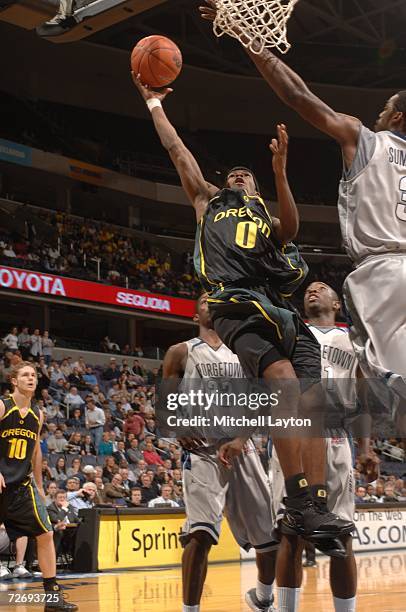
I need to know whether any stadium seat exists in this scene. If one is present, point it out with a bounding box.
[0,0,57,28]
[36,0,166,42]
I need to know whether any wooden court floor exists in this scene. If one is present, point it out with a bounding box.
[1,550,405,611]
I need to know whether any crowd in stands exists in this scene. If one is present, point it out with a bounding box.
[0,210,201,299]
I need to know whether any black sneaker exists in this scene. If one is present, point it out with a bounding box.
[302,559,317,567]
[312,537,347,558]
[44,587,78,611]
[280,499,354,540]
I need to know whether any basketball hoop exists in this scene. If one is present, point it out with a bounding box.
[213,0,299,55]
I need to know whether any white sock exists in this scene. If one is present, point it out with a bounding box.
[277,587,300,612]
[333,596,356,612]
[182,605,199,612]
[257,580,274,603]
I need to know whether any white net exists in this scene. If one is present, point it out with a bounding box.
[213,0,299,55]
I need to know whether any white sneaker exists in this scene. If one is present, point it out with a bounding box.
[12,563,33,579]
[0,563,13,580]
[45,0,74,25]
[245,588,276,612]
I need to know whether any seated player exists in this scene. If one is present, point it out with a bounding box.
[133,71,353,548]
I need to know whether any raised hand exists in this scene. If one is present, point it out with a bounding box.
[270,123,289,175]
[131,72,173,101]
[199,0,217,22]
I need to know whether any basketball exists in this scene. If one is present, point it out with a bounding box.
[131,35,182,89]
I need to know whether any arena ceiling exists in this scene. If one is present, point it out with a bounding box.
[90,0,406,88]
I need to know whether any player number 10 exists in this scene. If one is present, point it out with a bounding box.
[8,438,27,460]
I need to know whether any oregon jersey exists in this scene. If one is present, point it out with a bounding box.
[194,188,307,295]
[0,396,40,485]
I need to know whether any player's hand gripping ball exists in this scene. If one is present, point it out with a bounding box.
[131,35,182,89]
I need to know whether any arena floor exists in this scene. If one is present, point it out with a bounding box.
[2,550,406,611]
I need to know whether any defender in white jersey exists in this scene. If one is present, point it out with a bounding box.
[270,282,358,612]
[199,8,406,408]
[163,294,277,612]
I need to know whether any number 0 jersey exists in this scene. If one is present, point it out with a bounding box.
[194,188,307,296]
[0,396,41,486]
[338,126,406,264]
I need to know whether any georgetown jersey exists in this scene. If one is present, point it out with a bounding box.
[0,397,40,485]
[308,325,357,412]
[338,126,406,263]
[183,337,244,381]
[194,189,307,295]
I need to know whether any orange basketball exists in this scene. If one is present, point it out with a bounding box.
[131,35,182,89]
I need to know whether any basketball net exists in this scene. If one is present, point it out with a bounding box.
[213,0,299,55]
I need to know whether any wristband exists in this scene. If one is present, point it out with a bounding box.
[146,98,162,112]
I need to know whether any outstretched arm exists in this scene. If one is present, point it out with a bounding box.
[200,2,360,168]
[132,73,217,220]
[269,124,299,243]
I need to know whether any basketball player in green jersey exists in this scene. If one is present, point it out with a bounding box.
[133,74,354,546]
[0,362,78,611]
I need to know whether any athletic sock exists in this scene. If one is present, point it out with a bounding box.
[277,587,300,612]
[256,579,273,603]
[182,605,199,612]
[333,596,356,612]
[43,577,58,591]
[285,473,312,508]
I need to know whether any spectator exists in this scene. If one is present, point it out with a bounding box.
[383,483,399,502]
[95,476,105,500]
[81,434,97,456]
[103,358,120,382]
[45,481,58,506]
[113,440,127,465]
[172,481,184,507]
[365,484,378,502]
[85,400,105,450]
[98,431,114,456]
[83,366,98,388]
[40,429,49,456]
[60,358,72,378]
[103,474,129,506]
[131,359,144,377]
[374,483,386,503]
[143,439,165,466]
[49,377,67,404]
[65,477,81,495]
[119,467,136,492]
[47,428,69,454]
[17,326,31,358]
[3,327,18,351]
[41,458,53,484]
[68,367,86,390]
[67,457,85,484]
[47,490,78,557]
[102,456,118,482]
[51,456,68,483]
[127,487,145,508]
[67,482,98,513]
[66,431,83,454]
[90,384,106,406]
[123,409,145,438]
[64,386,85,412]
[72,356,87,374]
[66,408,85,430]
[126,438,143,465]
[148,484,179,508]
[82,465,97,483]
[30,329,42,359]
[42,331,54,366]
[139,473,158,505]
[133,459,147,481]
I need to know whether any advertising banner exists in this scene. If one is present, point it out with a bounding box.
[0,265,195,318]
[0,139,32,166]
[97,512,240,570]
